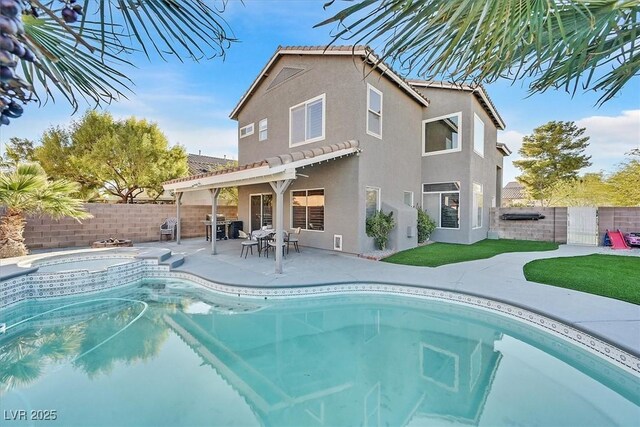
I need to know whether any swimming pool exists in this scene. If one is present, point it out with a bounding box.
[0,279,638,426]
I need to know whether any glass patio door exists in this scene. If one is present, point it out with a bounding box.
[250,194,273,231]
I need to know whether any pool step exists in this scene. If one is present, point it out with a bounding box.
[136,248,172,262]
[159,254,185,269]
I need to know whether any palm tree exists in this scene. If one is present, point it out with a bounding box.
[318,0,640,105]
[0,163,91,258]
[1,0,236,123]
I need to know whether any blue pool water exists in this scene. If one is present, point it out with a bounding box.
[0,279,638,426]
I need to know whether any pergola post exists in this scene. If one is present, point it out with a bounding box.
[209,188,220,255]
[269,179,292,274]
[175,192,183,244]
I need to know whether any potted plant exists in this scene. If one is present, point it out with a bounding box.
[366,210,395,250]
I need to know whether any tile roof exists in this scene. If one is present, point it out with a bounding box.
[165,140,360,186]
[187,154,234,175]
[407,80,506,130]
[502,181,526,199]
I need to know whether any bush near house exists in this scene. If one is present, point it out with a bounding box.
[416,207,436,244]
[366,210,395,250]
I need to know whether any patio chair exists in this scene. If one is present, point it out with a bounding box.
[160,218,178,241]
[266,230,288,258]
[287,227,301,253]
[240,230,259,258]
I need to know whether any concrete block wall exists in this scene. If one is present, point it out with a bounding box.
[490,207,568,243]
[598,207,640,243]
[18,204,237,250]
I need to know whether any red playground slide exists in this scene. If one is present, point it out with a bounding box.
[607,230,630,249]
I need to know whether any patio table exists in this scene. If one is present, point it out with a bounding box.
[251,229,274,256]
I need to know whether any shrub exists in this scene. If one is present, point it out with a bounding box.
[416,206,436,244]
[366,210,396,250]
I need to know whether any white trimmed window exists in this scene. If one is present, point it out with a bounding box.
[259,118,268,141]
[422,182,460,229]
[473,113,484,157]
[289,94,325,147]
[367,84,383,138]
[472,183,483,229]
[291,188,324,231]
[365,186,381,219]
[403,191,414,207]
[423,112,462,155]
[239,123,254,139]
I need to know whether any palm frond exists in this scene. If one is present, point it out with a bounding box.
[17,0,236,108]
[318,0,640,105]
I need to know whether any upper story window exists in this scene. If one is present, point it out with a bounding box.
[367,84,382,138]
[423,112,462,156]
[239,123,254,139]
[259,118,268,141]
[290,94,325,147]
[473,113,484,157]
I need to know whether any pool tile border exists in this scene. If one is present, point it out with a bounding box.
[1,255,639,376]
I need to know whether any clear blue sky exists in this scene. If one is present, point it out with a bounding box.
[1,0,639,184]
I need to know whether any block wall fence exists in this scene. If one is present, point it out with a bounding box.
[490,207,640,244]
[7,204,237,250]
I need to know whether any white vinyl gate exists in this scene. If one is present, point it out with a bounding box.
[567,207,598,246]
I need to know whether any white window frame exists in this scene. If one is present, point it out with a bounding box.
[365,186,381,219]
[290,188,325,232]
[422,181,461,230]
[258,118,268,141]
[366,84,383,139]
[403,191,414,207]
[473,113,484,157]
[422,112,463,156]
[289,93,326,147]
[239,123,254,139]
[472,182,483,229]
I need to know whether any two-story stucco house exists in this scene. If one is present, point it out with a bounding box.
[164,45,510,269]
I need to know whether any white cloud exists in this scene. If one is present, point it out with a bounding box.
[162,126,238,160]
[499,110,640,184]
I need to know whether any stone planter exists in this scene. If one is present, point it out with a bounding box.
[92,238,133,248]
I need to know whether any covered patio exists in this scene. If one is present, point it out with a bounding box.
[163,141,361,274]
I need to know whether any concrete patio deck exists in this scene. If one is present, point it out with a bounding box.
[137,237,640,355]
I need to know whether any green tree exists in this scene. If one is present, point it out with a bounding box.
[34,111,188,203]
[319,1,639,104]
[0,163,91,258]
[514,121,591,207]
[549,172,615,207]
[4,138,36,164]
[609,152,640,206]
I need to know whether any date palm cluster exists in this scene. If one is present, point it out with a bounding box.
[0,0,83,126]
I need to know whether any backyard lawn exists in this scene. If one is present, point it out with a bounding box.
[524,254,640,305]
[382,239,558,267]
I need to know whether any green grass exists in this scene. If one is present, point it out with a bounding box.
[523,254,640,305]
[382,239,559,267]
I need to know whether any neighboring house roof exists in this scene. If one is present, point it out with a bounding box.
[164,140,361,191]
[502,181,526,199]
[187,153,233,175]
[229,45,430,120]
[408,80,506,130]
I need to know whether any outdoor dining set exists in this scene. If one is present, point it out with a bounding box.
[239,228,300,258]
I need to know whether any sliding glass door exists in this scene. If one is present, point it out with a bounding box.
[250,194,273,232]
